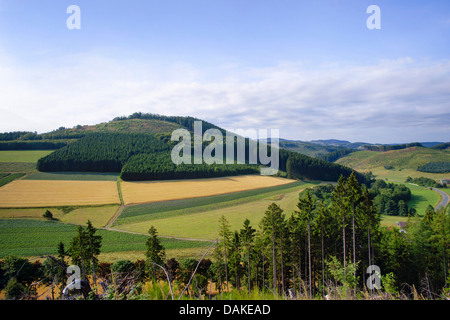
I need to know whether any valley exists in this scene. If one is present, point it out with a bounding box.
[0,116,448,263]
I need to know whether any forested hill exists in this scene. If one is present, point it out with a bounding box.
[4,113,369,183]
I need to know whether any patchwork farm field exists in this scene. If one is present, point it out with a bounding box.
[0,180,120,207]
[120,175,296,205]
[0,151,303,260]
[0,205,120,228]
[114,181,317,240]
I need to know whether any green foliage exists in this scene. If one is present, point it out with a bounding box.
[145,226,166,279]
[0,140,70,150]
[68,221,102,279]
[431,142,450,150]
[43,210,53,220]
[120,152,259,181]
[285,151,367,183]
[364,143,422,152]
[370,180,412,216]
[111,260,136,274]
[4,277,27,299]
[0,255,42,299]
[37,132,169,172]
[326,256,359,298]
[406,176,443,188]
[318,148,356,162]
[418,162,450,173]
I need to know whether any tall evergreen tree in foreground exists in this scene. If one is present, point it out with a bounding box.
[331,175,349,270]
[145,226,166,280]
[68,221,102,282]
[239,219,256,293]
[260,203,285,294]
[296,189,316,297]
[216,215,232,292]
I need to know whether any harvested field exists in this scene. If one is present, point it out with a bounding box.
[120,175,296,205]
[0,180,120,207]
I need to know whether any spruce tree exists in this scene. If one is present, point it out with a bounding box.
[145,226,166,280]
[260,203,285,294]
[239,219,256,293]
[332,175,349,269]
[217,215,232,292]
[346,172,362,279]
[297,189,316,297]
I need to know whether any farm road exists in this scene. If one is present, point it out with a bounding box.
[433,188,449,211]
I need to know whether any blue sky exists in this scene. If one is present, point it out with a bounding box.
[0,0,449,143]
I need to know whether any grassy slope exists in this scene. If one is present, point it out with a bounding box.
[0,219,209,259]
[0,150,54,163]
[336,147,450,181]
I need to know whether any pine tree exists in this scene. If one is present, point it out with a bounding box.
[346,172,362,279]
[314,201,331,296]
[145,226,166,280]
[228,231,242,290]
[296,189,316,296]
[260,203,285,294]
[430,208,449,290]
[217,215,232,292]
[85,220,102,292]
[69,225,89,280]
[332,175,349,270]
[239,219,256,293]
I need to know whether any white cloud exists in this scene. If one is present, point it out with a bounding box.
[0,52,449,143]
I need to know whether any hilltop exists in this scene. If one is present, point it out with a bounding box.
[0,113,369,184]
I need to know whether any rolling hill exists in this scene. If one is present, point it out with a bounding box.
[335,146,450,181]
[1,113,369,184]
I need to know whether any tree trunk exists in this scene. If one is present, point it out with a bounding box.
[352,205,356,280]
[272,225,277,293]
[248,247,251,293]
[343,209,346,273]
[224,246,229,293]
[308,219,312,297]
[321,228,325,298]
[280,235,285,295]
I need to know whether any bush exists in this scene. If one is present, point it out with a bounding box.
[4,277,26,300]
[43,210,53,220]
[111,260,136,274]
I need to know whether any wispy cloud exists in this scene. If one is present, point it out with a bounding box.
[0,52,449,143]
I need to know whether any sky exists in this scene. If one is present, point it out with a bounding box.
[0,0,449,144]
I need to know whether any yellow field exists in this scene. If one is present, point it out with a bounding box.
[0,180,120,207]
[121,175,296,205]
[0,205,119,227]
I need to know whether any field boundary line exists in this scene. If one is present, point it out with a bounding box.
[103,227,214,242]
[104,205,126,228]
[103,180,126,228]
